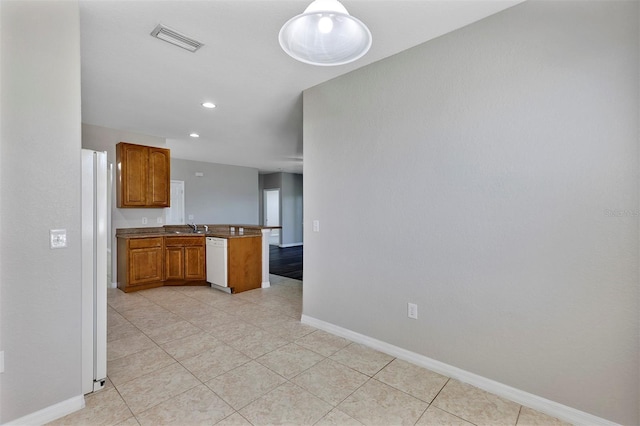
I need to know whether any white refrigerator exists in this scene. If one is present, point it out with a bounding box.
[81,149,107,394]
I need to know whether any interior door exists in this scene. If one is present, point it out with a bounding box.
[165,180,185,225]
[264,189,280,246]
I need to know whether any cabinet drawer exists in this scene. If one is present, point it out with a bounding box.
[128,237,163,249]
[164,236,205,247]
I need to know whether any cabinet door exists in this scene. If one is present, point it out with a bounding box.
[129,247,163,285]
[118,143,148,207]
[184,246,205,280]
[165,247,184,280]
[148,148,170,207]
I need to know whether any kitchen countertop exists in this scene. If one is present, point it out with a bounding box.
[116,224,277,240]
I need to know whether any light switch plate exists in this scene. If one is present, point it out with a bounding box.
[50,229,67,249]
[408,303,418,319]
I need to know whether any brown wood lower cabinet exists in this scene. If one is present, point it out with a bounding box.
[185,246,206,280]
[227,236,262,293]
[164,246,184,281]
[164,236,206,283]
[117,237,164,292]
[117,235,206,292]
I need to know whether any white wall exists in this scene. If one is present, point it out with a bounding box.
[303,1,639,424]
[0,1,83,422]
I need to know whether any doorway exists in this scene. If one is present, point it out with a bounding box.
[263,188,280,245]
[166,180,185,225]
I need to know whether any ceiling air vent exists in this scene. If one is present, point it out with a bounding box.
[150,24,203,53]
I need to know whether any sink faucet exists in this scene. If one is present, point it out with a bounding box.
[204,225,209,233]
[189,222,198,233]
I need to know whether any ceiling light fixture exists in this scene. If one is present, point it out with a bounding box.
[278,0,372,66]
[189,133,200,138]
[201,102,216,109]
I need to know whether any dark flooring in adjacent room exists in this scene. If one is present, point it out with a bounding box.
[269,245,303,280]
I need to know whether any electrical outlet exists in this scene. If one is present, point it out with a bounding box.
[188,214,194,221]
[407,303,418,319]
[0,351,5,373]
[142,217,148,225]
[157,217,163,224]
[312,220,320,232]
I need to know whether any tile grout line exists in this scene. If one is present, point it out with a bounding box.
[104,280,542,426]
[110,290,216,422]
[124,285,304,421]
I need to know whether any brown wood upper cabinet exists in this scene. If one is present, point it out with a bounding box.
[116,142,170,208]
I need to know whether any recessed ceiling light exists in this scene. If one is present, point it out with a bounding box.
[189,133,200,138]
[201,102,216,109]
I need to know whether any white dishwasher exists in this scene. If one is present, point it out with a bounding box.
[206,237,228,287]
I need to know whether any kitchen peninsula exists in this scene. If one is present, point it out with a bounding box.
[116,224,279,294]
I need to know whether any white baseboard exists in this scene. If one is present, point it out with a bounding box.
[278,242,303,248]
[261,281,271,288]
[301,315,618,426]
[3,395,85,426]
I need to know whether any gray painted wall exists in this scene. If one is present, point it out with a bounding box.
[261,172,282,196]
[1,1,83,422]
[171,158,259,224]
[303,1,639,424]
[261,172,304,246]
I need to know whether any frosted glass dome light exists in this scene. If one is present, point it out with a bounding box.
[279,0,372,66]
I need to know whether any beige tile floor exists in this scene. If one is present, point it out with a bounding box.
[49,275,570,426]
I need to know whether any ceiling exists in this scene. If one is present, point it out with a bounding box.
[79,0,522,174]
